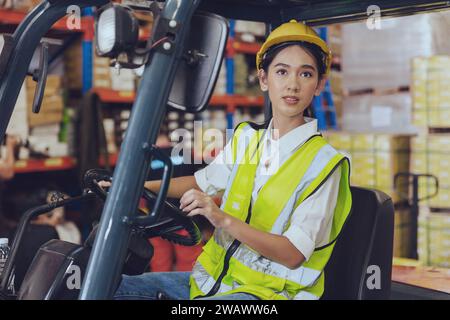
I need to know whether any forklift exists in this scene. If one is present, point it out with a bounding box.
[0,0,449,300]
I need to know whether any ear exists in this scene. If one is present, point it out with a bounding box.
[314,76,328,96]
[258,69,269,92]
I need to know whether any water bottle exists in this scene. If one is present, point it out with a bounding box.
[0,238,15,294]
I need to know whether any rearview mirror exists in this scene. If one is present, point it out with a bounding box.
[167,12,228,113]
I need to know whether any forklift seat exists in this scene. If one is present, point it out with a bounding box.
[322,187,395,300]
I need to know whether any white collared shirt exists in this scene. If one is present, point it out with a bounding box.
[194,117,341,261]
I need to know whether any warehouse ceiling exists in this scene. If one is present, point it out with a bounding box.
[199,0,450,26]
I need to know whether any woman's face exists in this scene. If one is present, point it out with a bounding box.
[258,45,327,120]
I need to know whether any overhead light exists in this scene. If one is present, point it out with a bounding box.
[95,4,139,58]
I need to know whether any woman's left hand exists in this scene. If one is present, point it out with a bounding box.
[179,189,225,228]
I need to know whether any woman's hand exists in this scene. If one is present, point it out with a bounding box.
[179,189,226,228]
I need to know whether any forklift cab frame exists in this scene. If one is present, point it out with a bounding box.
[0,0,449,300]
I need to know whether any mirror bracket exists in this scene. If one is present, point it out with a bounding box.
[150,16,181,55]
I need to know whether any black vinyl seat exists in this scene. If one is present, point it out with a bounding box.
[322,187,395,300]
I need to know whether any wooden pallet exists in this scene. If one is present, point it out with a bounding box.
[343,85,410,97]
[428,127,450,134]
[428,207,450,213]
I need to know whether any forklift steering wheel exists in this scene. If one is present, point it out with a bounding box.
[84,169,202,246]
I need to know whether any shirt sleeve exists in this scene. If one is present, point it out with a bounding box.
[194,137,234,196]
[282,166,341,261]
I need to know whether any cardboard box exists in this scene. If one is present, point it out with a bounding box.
[429,108,450,128]
[412,56,450,128]
[429,187,450,208]
[324,131,352,150]
[330,71,343,95]
[418,208,450,267]
[64,39,83,89]
[26,75,62,99]
[28,111,63,127]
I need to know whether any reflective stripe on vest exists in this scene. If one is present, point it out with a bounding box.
[190,122,352,300]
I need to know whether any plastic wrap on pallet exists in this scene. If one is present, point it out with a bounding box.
[342,93,415,133]
[342,11,450,91]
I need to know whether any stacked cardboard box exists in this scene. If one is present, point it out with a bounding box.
[324,131,411,203]
[411,133,450,208]
[330,71,343,123]
[342,93,413,133]
[93,54,112,89]
[65,37,138,91]
[233,54,260,97]
[28,124,68,157]
[418,207,450,268]
[213,60,227,96]
[110,67,135,92]
[64,39,83,90]
[328,24,342,58]
[26,75,64,127]
[328,24,343,126]
[342,11,450,92]
[7,82,28,139]
[412,56,450,128]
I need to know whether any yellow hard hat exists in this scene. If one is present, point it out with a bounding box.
[256,20,332,75]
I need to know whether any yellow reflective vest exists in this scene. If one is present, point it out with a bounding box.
[190,122,352,300]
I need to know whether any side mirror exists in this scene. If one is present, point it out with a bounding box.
[167,12,228,113]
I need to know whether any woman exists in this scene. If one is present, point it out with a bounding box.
[114,20,352,300]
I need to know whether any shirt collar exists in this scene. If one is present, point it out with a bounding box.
[265,117,319,155]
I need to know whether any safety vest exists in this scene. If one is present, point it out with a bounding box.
[190,122,352,300]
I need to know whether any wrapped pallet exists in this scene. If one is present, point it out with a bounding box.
[342,11,450,92]
[342,93,414,133]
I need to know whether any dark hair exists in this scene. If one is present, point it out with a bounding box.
[260,41,327,77]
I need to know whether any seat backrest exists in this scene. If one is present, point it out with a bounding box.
[11,224,59,291]
[322,186,394,300]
